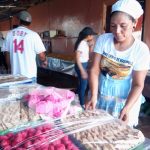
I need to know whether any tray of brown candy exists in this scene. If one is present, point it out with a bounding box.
[60,110,145,150]
[0,100,41,132]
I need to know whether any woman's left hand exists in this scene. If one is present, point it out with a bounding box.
[119,107,129,124]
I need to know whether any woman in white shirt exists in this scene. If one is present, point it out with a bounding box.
[86,0,150,127]
[74,27,96,108]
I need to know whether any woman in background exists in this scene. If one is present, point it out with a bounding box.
[74,27,96,108]
[86,0,150,127]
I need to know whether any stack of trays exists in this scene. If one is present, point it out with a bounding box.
[0,74,33,87]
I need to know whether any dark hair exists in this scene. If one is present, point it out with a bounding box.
[111,11,136,23]
[74,27,96,51]
[20,19,31,26]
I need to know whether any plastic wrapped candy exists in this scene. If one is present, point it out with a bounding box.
[0,122,79,150]
[24,87,75,118]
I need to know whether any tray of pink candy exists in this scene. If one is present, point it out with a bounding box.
[0,123,79,150]
[24,87,75,118]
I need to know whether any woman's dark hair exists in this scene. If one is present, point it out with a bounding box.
[74,27,96,51]
[111,11,136,23]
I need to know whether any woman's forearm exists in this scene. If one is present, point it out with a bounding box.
[75,52,85,73]
[76,60,85,73]
[89,53,101,101]
[124,84,144,111]
[124,70,147,111]
[89,68,99,100]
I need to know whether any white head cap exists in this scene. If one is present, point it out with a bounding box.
[111,0,143,19]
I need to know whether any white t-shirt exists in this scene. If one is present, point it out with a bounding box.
[94,33,150,80]
[2,26,46,78]
[76,40,89,63]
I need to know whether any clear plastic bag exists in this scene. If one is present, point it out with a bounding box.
[0,83,41,102]
[0,100,41,132]
[60,110,145,150]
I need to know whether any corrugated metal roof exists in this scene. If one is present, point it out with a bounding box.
[0,0,47,22]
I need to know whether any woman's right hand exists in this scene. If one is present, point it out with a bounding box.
[81,70,88,79]
[85,96,97,110]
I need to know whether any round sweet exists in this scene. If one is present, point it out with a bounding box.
[55,144,65,150]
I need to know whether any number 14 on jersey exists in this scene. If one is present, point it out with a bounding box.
[13,39,24,53]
